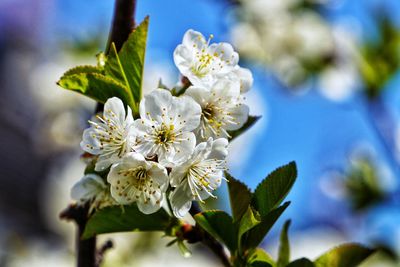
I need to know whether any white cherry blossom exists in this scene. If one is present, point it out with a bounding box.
[185,79,249,141]
[174,29,239,86]
[71,174,114,209]
[133,89,201,166]
[169,138,228,217]
[107,152,169,214]
[80,97,135,172]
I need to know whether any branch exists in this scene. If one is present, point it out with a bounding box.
[105,0,136,53]
[61,1,137,266]
[97,0,137,113]
[60,203,96,267]
[189,203,232,267]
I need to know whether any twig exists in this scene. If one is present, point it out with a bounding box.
[96,240,114,266]
[60,203,96,267]
[189,203,232,267]
[97,0,137,114]
[60,1,137,266]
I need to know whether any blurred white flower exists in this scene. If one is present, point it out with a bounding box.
[318,24,360,101]
[107,152,168,214]
[133,89,201,167]
[174,29,239,86]
[169,138,228,217]
[230,1,335,86]
[185,79,249,141]
[318,64,358,101]
[81,97,135,171]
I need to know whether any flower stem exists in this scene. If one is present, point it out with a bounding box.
[189,202,232,267]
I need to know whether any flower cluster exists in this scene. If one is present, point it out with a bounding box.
[230,0,335,86]
[71,30,253,217]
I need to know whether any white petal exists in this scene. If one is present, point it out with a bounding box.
[140,89,172,123]
[147,162,169,189]
[109,184,137,205]
[95,154,121,172]
[224,103,249,131]
[170,164,190,187]
[182,29,206,49]
[71,174,106,201]
[172,95,201,131]
[185,86,209,106]
[123,152,146,163]
[208,138,229,160]
[160,132,196,166]
[212,79,241,100]
[170,184,193,218]
[81,128,102,155]
[173,45,193,77]
[192,140,210,160]
[132,119,151,135]
[234,67,253,93]
[125,105,134,125]
[137,194,163,214]
[104,97,126,124]
[209,42,239,70]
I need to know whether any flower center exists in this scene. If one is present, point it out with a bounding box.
[190,34,226,77]
[203,104,216,121]
[118,166,149,189]
[155,124,175,144]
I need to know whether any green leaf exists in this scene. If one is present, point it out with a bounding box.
[227,172,252,222]
[62,65,103,76]
[238,206,261,249]
[314,243,375,267]
[249,262,274,267]
[194,210,238,252]
[252,162,297,216]
[247,248,276,267]
[243,202,290,249]
[57,72,135,108]
[105,17,149,106]
[287,258,315,267]
[229,116,260,140]
[277,220,291,267]
[82,204,171,239]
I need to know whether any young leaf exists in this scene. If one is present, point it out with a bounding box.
[62,65,103,76]
[243,202,290,250]
[314,243,375,267]
[228,115,260,141]
[105,17,149,105]
[226,172,252,222]
[247,248,276,267]
[82,204,171,239]
[57,72,135,108]
[249,262,274,267]
[277,220,291,267]
[287,258,315,267]
[252,162,297,216]
[238,206,261,249]
[194,210,238,252]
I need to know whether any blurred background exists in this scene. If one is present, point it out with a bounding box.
[1,0,400,266]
